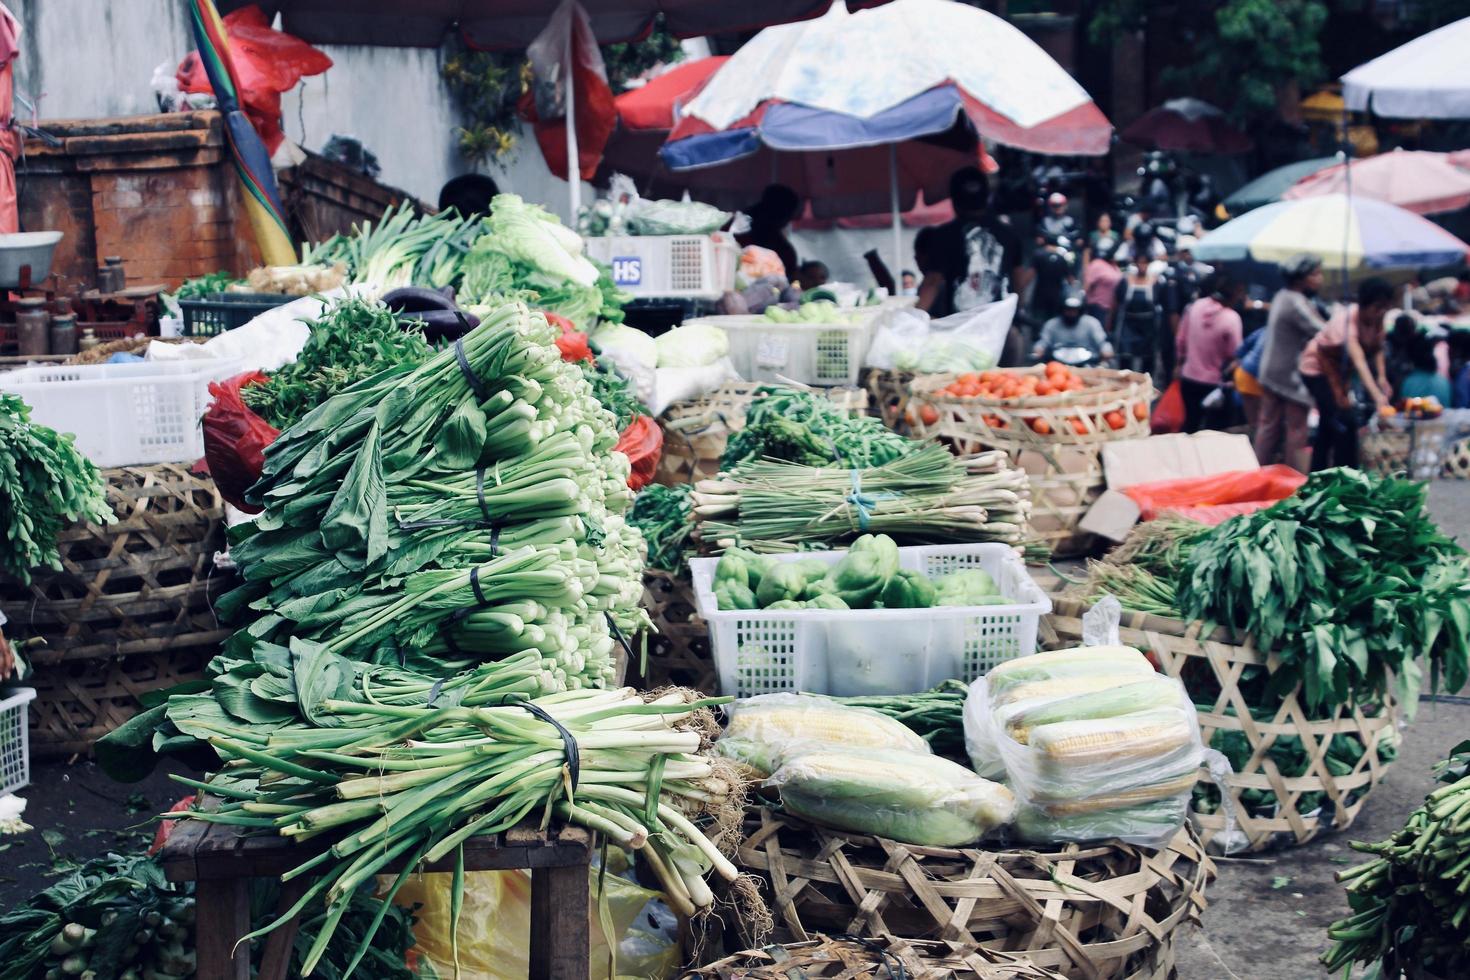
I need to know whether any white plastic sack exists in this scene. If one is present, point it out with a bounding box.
[648,359,738,417]
[864,293,1017,370]
[145,289,357,373]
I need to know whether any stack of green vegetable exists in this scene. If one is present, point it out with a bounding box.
[721,387,914,470]
[1323,740,1470,979]
[0,393,113,584]
[761,301,860,324]
[142,640,741,973]
[0,851,425,980]
[710,534,1010,611]
[219,302,648,684]
[695,445,1032,552]
[302,203,484,292]
[629,483,694,573]
[242,299,433,431]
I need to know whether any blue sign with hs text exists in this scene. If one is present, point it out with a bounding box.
[611,256,642,286]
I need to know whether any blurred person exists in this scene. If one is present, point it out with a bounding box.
[900,269,918,296]
[1233,326,1268,435]
[1399,332,1453,405]
[438,173,500,217]
[1086,212,1119,264]
[1030,234,1074,321]
[1175,273,1246,433]
[1034,293,1111,363]
[1450,328,1470,407]
[1255,254,1327,472]
[1385,313,1421,394]
[1110,257,1166,376]
[1083,245,1122,324]
[736,184,802,277]
[1115,220,1167,265]
[1039,192,1078,242]
[797,260,830,289]
[1298,277,1395,470]
[917,167,1026,317]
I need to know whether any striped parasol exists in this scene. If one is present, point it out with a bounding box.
[187,0,295,266]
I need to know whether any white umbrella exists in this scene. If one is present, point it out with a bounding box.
[1342,16,1470,118]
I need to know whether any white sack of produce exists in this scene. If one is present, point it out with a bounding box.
[766,747,1016,846]
[145,289,360,372]
[715,693,931,776]
[864,294,1016,372]
[964,645,1204,846]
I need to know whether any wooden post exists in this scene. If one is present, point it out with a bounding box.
[194,878,251,980]
[529,863,591,980]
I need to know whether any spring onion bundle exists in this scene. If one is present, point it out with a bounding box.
[693,446,1031,551]
[220,302,649,681]
[158,642,743,976]
[302,202,485,291]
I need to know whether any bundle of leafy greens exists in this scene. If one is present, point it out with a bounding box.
[218,301,648,680]
[0,851,425,980]
[629,483,694,572]
[241,298,433,430]
[581,359,644,431]
[1177,468,1469,710]
[720,386,916,470]
[0,393,114,583]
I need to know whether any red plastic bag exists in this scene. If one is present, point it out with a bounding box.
[615,415,662,490]
[202,371,280,513]
[148,795,198,856]
[1122,464,1306,522]
[1150,380,1184,434]
[545,312,594,363]
[176,5,332,154]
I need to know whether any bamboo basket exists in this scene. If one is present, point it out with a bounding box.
[686,934,1068,980]
[638,569,716,694]
[1359,418,1461,481]
[1443,437,1470,479]
[905,370,1151,558]
[656,382,869,486]
[1041,597,1398,854]
[738,808,1212,980]
[0,464,230,756]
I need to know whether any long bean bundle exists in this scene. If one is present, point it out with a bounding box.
[158,641,743,976]
[220,302,649,680]
[693,446,1031,551]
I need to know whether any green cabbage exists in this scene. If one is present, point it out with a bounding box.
[653,323,729,368]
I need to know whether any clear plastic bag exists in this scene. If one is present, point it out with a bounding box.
[964,645,1205,847]
[716,692,930,777]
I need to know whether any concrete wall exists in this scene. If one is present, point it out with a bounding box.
[6,0,588,221]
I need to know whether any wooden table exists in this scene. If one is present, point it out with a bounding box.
[158,818,592,980]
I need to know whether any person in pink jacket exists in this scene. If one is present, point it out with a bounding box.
[1175,272,1246,433]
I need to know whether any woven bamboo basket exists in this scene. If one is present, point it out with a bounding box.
[656,382,869,486]
[738,809,1212,980]
[686,934,1068,980]
[1041,597,1398,854]
[862,367,917,434]
[904,370,1151,558]
[1444,437,1470,479]
[0,464,230,757]
[1359,418,1460,481]
[638,569,716,694]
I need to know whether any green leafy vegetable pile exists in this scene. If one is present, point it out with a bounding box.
[721,387,915,470]
[629,483,694,573]
[242,298,433,430]
[0,393,114,583]
[581,360,644,431]
[1178,468,1469,710]
[173,269,240,301]
[0,851,425,980]
[303,202,483,292]
[218,302,648,679]
[1323,740,1470,979]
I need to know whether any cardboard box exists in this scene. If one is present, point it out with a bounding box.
[1079,432,1260,542]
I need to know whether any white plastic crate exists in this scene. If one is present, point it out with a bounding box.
[0,687,35,797]
[687,314,872,386]
[0,358,241,468]
[691,543,1051,698]
[584,232,739,300]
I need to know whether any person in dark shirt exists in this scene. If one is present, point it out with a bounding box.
[438,173,500,217]
[917,167,1027,318]
[1030,234,1074,321]
[735,184,802,277]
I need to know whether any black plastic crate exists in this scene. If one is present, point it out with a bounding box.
[176,292,293,337]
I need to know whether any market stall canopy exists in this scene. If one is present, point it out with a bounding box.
[1342,16,1470,119]
[1221,157,1336,217]
[1194,193,1469,271]
[1283,150,1470,216]
[1122,98,1252,154]
[218,0,890,48]
[663,0,1112,162]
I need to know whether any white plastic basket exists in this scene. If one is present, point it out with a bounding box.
[584,233,739,300]
[691,543,1051,698]
[0,358,241,469]
[0,687,35,797]
[687,314,873,386]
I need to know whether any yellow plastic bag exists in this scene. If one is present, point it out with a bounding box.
[393,862,677,980]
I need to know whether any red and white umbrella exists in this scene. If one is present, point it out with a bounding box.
[1283,149,1470,216]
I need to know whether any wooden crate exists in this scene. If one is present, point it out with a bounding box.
[1042,597,1398,854]
[1,464,230,756]
[738,809,1212,980]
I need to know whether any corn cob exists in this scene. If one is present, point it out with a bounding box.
[1036,770,1199,815]
[1005,677,1181,744]
[1030,708,1194,765]
[717,693,929,776]
[993,672,1141,708]
[985,645,1155,698]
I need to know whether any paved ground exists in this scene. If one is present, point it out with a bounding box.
[1176,479,1470,979]
[2,481,1467,976]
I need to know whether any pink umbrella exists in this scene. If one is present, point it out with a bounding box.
[1122,98,1252,155]
[1284,149,1470,215]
